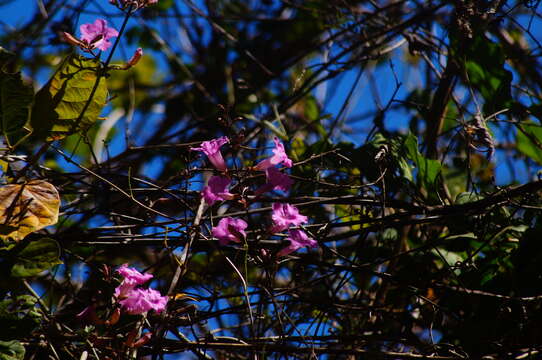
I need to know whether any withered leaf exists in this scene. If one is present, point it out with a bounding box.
[0,180,60,242]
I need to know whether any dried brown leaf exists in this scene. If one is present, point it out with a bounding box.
[0,180,60,241]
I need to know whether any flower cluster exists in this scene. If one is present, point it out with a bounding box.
[193,136,317,256]
[115,264,168,315]
[271,203,316,256]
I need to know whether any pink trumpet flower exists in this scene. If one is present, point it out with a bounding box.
[114,264,153,298]
[191,136,230,171]
[271,203,308,232]
[212,217,248,246]
[255,167,293,195]
[202,176,235,205]
[119,288,169,315]
[79,19,119,51]
[114,264,168,315]
[255,137,293,170]
[277,229,318,256]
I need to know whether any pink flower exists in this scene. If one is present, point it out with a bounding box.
[114,264,153,298]
[255,167,293,195]
[79,19,119,51]
[202,176,234,205]
[191,136,229,171]
[119,288,168,315]
[212,217,248,246]
[277,229,318,256]
[255,137,293,170]
[271,203,308,232]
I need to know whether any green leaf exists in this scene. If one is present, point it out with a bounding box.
[517,122,542,164]
[455,191,484,205]
[0,71,33,147]
[443,232,478,241]
[304,96,319,121]
[30,55,108,141]
[460,35,513,113]
[397,156,414,183]
[0,295,41,340]
[11,237,62,277]
[432,247,466,272]
[0,341,24,360]
[403,133,441,188]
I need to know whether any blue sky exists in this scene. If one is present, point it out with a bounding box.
[3,2,542,358]
[0,1,539,184]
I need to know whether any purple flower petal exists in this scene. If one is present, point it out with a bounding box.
[191,136,229,171]
[255,167,293,195]
[114,264,153,298]
[255,137,293,170]
[202,176,234,205]
[277,229,317,256]
[212,217,248,246]
[271,203,308,232]
[79,19,118,51]
[119,288,169,315]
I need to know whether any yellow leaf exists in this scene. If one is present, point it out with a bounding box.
[0,180,60,241]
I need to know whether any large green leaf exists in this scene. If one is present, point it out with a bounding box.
[30,55,108,141]
[0,72,33,147]
[0,341,24,360]
[460,35,513,113]
[403,133,441,189]
[11,237,62,277]
[516,122,542,164]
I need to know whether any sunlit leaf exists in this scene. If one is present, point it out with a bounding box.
[11,237,62,277]
[0,180,60,242]
[30,55,108,141]
[403,133,441,188]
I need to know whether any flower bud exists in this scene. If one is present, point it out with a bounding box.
[105,307,121,325]
[62,32,84,47]
[126,47,143,68]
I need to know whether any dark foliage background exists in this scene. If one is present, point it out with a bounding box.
[2,0,542,359]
